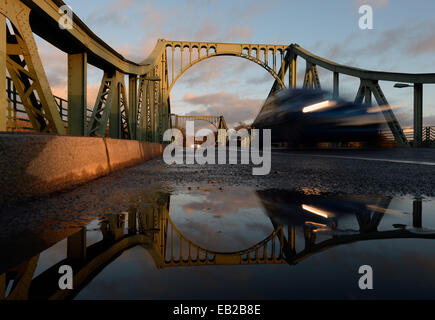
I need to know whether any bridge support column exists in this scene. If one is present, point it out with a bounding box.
[0,272,5,299]
[413,198,422,228]
[136,76,146,141]
[288,226,296,253]
[333,72,339,99]
[129,75,138,140]
[68,52,87,136]
[67,228,87,260]
[109,71,122,139]
[357,79,408,146]
[0,14,5,132]
[303,62,321,89]
[108,71,130,139]
[290,54,297,88]
[413,83,423,147]
[364,87,372,107]
[148,80,155,142]
[128,207,137,235]
[303,62,313,88]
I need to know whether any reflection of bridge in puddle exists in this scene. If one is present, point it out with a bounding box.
[1,191,434,300]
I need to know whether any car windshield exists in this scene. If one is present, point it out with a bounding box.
[281,90,329,102]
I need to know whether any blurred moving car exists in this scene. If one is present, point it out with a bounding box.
[189,143,201,149]
[256,189,391,233]
[253,89,384,147]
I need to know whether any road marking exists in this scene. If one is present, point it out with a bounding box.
[289,153,435,166]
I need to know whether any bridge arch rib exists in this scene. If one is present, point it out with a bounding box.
[165,41,287,93]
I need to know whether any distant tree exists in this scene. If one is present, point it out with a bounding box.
[233,121,251,131]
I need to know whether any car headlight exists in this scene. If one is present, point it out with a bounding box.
[302,100,337,113]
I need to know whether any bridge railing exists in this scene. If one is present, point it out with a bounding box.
[5,76,93,132]
[381,126,435,146]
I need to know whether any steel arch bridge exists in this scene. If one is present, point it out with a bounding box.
[163,40,287,92]
[2,0,435,146]
[170,114,228,131]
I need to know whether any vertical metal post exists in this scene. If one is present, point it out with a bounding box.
[414,83,423,147]
[0,272,5,299]
[0,15,6,132]
[280,51,284,74]
[148,78,155,142]
[289,226,296,253]
[129,75,137,140]
[413,198,422,228]
[180,48,183,72]
[171,47,174,83]
[333,72,339,99]
[364,87,372,107]
[109,71,121,139]
[67,228,87,260]
[290,54,297,88]
[273,52,276,73]
[67,52,87,136]
[143,80,149,141]
[128,207,137,235]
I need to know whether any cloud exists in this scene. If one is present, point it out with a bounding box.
[182,189,261,216]
[354,0,389,9]
[245,73,273,85]
[224,26,253,42]
[171,57,259,90]
[176,58,223,86]
[183,92,264,127]
[36,39,67,89]
[85,0,136,27]
[395,111,435,127]
[312,20,435,72]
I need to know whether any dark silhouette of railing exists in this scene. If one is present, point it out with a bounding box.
[381,126,435,146]
[5,76,93,132]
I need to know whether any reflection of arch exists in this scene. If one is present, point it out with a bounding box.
[165,215,286,266]
[3,192,435,300]
[168,53,285,92]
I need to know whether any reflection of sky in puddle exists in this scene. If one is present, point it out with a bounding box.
[170,191,273,252]
[3,188,435,300]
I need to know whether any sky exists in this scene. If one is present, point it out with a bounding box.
[35,0,435,128]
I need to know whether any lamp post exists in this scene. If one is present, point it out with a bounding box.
[393,83,423,147]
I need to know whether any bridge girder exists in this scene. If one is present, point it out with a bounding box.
[164,40,287,93]
[1,1,434,146]
[1,0,66,134]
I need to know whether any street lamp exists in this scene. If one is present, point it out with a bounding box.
[393,82,423,147]
[393,83,413,88]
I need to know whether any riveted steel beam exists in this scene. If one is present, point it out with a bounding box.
[136,76,146,141]
[0,14,5,132]
[414,83,423,147]
[361,79,408,146]
[128,75,138,140]
[68,52,87,136]
[4,2,65,134]
[86,72,116,137]
[86,70,130,139]
[333,72,339,99]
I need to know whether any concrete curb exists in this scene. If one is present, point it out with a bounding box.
[0,133,163,203]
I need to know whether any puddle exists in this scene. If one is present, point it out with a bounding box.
[1,188,435,300]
